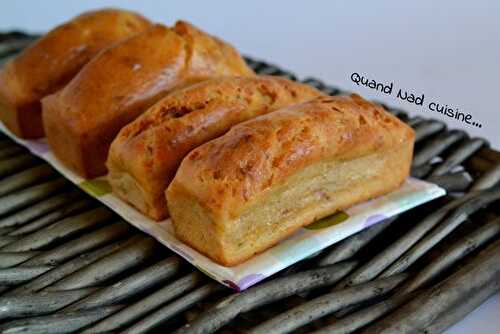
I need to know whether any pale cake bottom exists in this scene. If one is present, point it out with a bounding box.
[107,166,167,221]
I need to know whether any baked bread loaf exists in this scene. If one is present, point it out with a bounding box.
[0,9,151,138]
[166,94,415,266]
[42,21,254,178]
[107,76,323,220]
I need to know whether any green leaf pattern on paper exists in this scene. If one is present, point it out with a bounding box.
[304,211,350,230]
[79,179,112,197]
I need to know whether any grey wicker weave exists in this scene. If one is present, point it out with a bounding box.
[0,32,499,334]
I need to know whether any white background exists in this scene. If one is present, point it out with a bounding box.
[0,1,498,333]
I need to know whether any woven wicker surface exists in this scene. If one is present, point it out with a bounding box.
[0,32,499,334]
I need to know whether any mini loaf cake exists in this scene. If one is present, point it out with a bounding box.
[107,76,323,220]
[166,94,415,266]
[42,21,254,178]
[0,8,152,138]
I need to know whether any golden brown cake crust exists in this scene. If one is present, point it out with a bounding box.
[167,95,415,266]
[0,8,152,138]
[172,21,254,81]
[107,76,323,220]
[171,94,415,220]
[42,21,254,178]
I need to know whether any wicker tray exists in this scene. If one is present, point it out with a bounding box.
[0,31,499,334]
